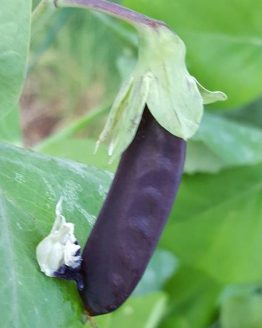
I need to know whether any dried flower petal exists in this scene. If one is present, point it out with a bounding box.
[36,198,81,277]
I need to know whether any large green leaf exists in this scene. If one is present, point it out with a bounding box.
[185,112,262,173]
[124,0,262,108]
[0,143,112,327]
[161,164,262,284]
[0,0,32,141]
[158,164,262,327]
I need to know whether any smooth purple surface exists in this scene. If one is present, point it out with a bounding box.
[80,108,186,315]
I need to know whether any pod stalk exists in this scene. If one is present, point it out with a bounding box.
[55,0,167,28]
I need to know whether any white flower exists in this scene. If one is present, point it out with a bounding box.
[96,25,227,160]
[36,198,81,277]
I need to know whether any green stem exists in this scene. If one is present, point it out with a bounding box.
[35,104,109,150]
[55,0,166,29]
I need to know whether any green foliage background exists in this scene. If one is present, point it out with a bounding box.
[0,0,261,327]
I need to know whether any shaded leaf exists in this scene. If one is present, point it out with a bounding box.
[222,97,262,129]
[185,112,262,173]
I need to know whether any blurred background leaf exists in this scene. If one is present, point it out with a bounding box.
[160,265,222,328]
[0,0,32,142]
[219,283,262,328]
[95,292,167,328]
[162,163,262,283]
[158,163,262,326]
[223,97,262,129]
[134,250,178,297]
[185,111,262,173]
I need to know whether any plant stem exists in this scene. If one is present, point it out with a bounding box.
[55,0,166,28]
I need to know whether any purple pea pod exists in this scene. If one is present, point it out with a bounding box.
[79,107,186,315]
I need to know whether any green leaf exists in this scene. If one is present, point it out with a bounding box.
[124,0,262,108]
[0,142,112,327]
[223,98,262,129]
[95,292,167,328]
[160,265,222,328]
[185,140,225,174]
[220,283,262,328]
[185,112,262,173]
[159,165,262,327]
[161,164,262,284]
[0,0,32,141]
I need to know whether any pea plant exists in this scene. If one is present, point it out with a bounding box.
[0,0,262,327]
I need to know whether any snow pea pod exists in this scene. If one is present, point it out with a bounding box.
[80,107,186,315]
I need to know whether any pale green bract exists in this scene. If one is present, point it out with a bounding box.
[96,25,227,160]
